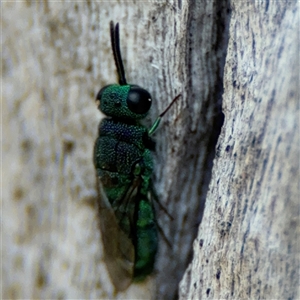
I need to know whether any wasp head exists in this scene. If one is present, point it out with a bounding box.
[96,84,152,120]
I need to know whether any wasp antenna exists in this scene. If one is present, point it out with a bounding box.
[159,94,181,118]
[110,21,127,85]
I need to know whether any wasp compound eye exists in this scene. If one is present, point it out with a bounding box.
[127,86,152,114]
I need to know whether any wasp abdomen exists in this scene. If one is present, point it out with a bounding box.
[133,198,158,280]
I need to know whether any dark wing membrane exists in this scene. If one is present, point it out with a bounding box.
[97,180,135,291]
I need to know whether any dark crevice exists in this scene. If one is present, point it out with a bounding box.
[176,1,231,299]
[157,1,232,299]
[185,0,231,235]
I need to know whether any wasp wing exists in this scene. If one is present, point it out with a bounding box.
[97,179,135,291]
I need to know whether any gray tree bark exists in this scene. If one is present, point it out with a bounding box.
[3,1,299,300]
[179,1,300,299]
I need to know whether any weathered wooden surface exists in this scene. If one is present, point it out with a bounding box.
[4,1,298,300]
[3,1,227,299]
[179,1,300,299]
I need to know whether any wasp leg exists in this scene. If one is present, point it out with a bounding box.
[150,181,174,221]
[149,184,172,248]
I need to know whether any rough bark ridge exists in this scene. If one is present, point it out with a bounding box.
[180,1,299,299]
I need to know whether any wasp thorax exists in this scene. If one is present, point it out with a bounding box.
[96,84,151,119]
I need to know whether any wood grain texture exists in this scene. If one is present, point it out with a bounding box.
[179,1,299,299]
[5,1,297,300]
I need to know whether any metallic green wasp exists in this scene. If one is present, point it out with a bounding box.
[94,21,179,291]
